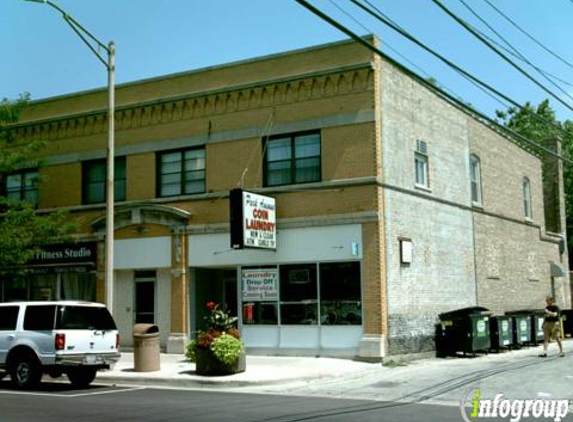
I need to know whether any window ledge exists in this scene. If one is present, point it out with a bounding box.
[414,184,432,193]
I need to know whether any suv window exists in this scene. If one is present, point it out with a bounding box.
[56,305,117,330]
[24,305,56,330]
[0,306,19,330]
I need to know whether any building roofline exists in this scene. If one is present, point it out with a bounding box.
[28,35,377,106]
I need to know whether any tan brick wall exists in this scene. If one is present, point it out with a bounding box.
[322,123,377,180]
[206,138,261,192]
[126,153,156,200]
[39,163,81,208]
[361,218,387,336]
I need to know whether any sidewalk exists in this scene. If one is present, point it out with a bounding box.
[96,340,573,405]
[96,352,377,388]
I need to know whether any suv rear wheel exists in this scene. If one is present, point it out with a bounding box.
[10,353,42,389]
[67,368,97,388]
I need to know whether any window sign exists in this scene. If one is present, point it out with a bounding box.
[230,189,277,250]
[242,269,278,301]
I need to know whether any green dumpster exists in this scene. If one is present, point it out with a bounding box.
[489,315,513,351]
[438,307,491,356]
[505,311,532,347]
[562,310,573,338]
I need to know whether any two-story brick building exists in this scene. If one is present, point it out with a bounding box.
[1,36,570,359]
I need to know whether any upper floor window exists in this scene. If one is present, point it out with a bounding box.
[5,169,39,207]
[264,131,321,187]
[158,147,205,197]
[82,157,126,205]
[523,177,532,220]
[469,154,482,205]
[414,140,429,188]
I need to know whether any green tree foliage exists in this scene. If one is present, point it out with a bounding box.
[0,94,75,269]
[496,99,573,260]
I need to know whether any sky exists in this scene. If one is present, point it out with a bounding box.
[2,0,573,122]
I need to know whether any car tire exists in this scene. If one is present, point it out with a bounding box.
[9,353,42,389]
[67,368,97,388]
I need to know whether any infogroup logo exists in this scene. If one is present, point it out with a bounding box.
[460,388,570,422]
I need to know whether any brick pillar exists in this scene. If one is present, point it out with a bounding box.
[357,218,388,361]
[167,228,188,353]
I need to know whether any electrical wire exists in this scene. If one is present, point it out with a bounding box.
[430,0,573,113]
[481,0,573,71]
[292,0,572,165]
[456,0,573,91]
[334,0,514,115]
[350,0,573,144]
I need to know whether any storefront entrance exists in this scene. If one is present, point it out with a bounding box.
[193,268,237,331]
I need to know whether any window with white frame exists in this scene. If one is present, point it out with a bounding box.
[469,154,482,205]
[414,140,429,188]
[523,177,532,220]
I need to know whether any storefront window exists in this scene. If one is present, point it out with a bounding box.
[240,261,362,327]
[61,273,96,302]
[31,274,57,301]
[0,273,96,303]
[280,264,318,325]
[3,275,28,302]
[319,262,362,325]
[241,267,279,325]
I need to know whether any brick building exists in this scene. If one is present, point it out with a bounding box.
[1,36,570,359]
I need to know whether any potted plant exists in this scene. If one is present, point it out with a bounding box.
[186,302,246,375]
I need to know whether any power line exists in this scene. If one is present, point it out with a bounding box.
[456,0,573,92]
[430,0,573,113]
[291,0,572,165]
[349,0,573,143]
[328,0,468,101]
[481,0,573,71]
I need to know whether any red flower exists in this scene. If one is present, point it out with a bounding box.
[206,301,216,311]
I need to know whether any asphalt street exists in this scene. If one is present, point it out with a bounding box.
[0,383,492,422]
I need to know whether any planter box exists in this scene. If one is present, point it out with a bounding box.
[195,349,246,376]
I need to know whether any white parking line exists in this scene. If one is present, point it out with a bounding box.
[0,386,146,398]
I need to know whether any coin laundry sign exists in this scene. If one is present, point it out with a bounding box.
[230,189,276,250]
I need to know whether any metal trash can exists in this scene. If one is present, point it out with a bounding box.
[133,324,160,372]
[438,307,491,357]
[505,311,532,347]
[489,315,513,351]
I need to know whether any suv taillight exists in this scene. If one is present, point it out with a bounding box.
[116,333,120,349]
[55,333,66,351]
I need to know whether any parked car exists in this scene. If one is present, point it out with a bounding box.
[0,301,120,389]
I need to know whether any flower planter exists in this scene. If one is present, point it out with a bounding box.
[195,348,246,376]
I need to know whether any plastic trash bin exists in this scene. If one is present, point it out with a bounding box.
[489,315,513,351]
[133,323,160,372]
[438,307,491,356]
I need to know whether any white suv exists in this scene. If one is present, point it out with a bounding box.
[0,301,120,389]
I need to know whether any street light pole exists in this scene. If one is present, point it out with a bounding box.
[24,0,115,313]
[106,41,115,314]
